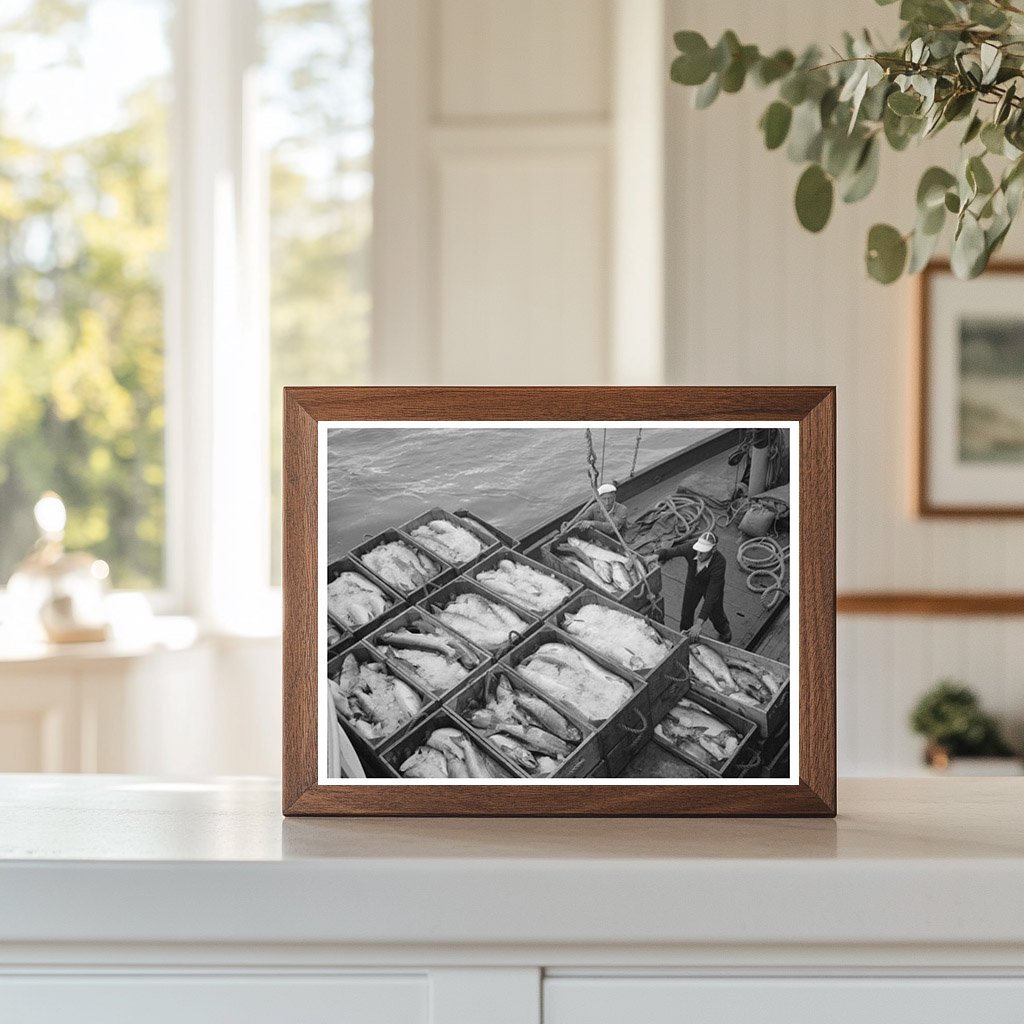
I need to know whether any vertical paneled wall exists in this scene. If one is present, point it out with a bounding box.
[665,0,1024,772]
[375,0,616,384]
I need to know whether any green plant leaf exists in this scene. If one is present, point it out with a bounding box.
[967,154,995,195]
[944,190,960,213]
[787,100,823,162]
[710,30,740,73]
[917,166,957,210]
[671,32,713,86]
[694,73,721,109]
[908,221,942,273]
[951,212,986,278]
[760,101,792,150]
[866,223,907,283]
[795,164,834,232]
[888,90,921,115]
[721,44,759,92]
[779,73,807,106]
[962,115,983,145]
[981,122,1005,155]
[754,49,794,87]
[842,137,880,203]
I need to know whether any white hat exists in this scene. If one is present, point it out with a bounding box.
[693,530,717,553]
[597,483,617,496]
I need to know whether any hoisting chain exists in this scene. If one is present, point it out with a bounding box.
[629,427,643,478]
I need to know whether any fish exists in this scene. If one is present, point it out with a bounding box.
[515,691,581,743]
[399,746,449,778]
[488,733,539,772]
[562,603,673,672]
[727,662,772,703]
[327,571,391,630]
[518,642,633,722]
[459,735,493,779]
[490,721,571,757]
[691,644,733,687]
[553,534,641,595]
[568,535,631,565]
[379,627,477,666]
[431,591,531,651]
[376,646,468,696]
[658,699,741,766]
[475,558,572,615]
[332,654,424,742]
[326,621,344,647]
[425,726,501,778]
[410,518,487,564]
[360,539,440,593]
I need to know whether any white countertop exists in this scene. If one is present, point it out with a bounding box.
[2,775,1022,954]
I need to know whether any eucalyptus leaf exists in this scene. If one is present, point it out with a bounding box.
[866,223,908,283]
[908,221,943,273]
[952,211,987,278]
[981,121,1006,155]
[967,154,995,195]
[795,164,834,232]
[754,49,795,87]
[842,137,881,203]
[917,166,957,210]
[760,101,793,150]
[694,73,721,109]
[888,90,921,115]
[787,100,823,162]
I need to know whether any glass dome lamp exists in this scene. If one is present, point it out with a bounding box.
[5,492,111,645]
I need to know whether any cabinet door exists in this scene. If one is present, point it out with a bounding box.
[544,977,1024,1024]
[0,973,428,1024]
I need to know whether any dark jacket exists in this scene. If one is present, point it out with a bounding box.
[578,499,628,536]
[660,540,726,610]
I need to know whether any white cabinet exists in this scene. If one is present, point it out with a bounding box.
[544,977,1024,1024]
[0,974,428,1024]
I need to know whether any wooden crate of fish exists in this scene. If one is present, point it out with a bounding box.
[363,606,491,701]
[326,646,438,776]
[464,547,584,620]
[653,693,758,778]
[398,507,502,570]
[686,638,790,739]
[420,579,540,656]
[550,588,689,709]
[349,529,458,604]
[537,525,661,613]
[498,625,649,767]
[326,555,407,641]
[445,667,601,779]
[381,708,523,779]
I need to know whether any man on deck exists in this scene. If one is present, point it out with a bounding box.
[656,530,732,643]
[578,482,628,537]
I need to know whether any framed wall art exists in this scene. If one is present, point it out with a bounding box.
[917,261,1024,517]
[282,387,836,816]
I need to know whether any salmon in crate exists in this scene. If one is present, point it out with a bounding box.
[500,625,649,766]
[424,579,539,655]
[326,646,436,758]
[398,507,502,570]
[382,708,522,779]
[538,524,661,613]
[686,638,790,739]
[349,529,456,604]
[550,588,689,711]
[326,555,406,641]
[466,547,584,618]
[653,693,757,779]
[363,606,491,700]
[445,667,600,779]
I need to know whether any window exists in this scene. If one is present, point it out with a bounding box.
[0,0,373,618]
[0,0,172,589]
[261,0,373,581]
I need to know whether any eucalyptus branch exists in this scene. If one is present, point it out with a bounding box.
[670,0,1024,283]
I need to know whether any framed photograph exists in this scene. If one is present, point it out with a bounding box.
[283,387,835,816]
[917,261,1024,516]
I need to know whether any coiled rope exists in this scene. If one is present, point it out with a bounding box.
[736,536,789,608]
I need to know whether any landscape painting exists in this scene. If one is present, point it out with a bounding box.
[959,317,1024,464]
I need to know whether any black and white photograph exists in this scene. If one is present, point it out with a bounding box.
[318,423,797,784]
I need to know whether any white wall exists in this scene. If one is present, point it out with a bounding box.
[664,0,1024,771]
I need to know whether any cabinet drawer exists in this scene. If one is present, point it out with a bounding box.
[544,977,1024,1024]
[0,974,427,1024]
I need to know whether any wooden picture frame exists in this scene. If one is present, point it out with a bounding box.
[916,260,1024,518]
[282,387,836,817]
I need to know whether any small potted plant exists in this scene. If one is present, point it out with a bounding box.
[910,680,1020,774]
